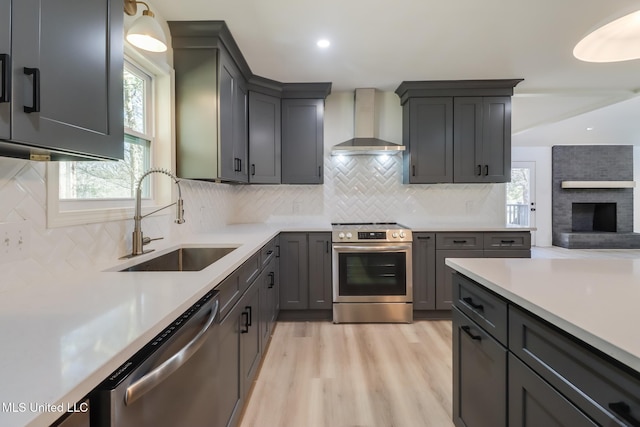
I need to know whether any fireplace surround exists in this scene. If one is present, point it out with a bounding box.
[552,145,640,249]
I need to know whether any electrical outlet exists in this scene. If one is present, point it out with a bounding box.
[0,221,31,264]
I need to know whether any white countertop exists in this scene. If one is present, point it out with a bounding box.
[0,224,287,427]
[445,257,640,374]
[0,220,527,427]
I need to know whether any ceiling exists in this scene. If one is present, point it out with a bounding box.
[150,0,640,147]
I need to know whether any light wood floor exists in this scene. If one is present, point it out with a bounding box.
[239,321,454,427]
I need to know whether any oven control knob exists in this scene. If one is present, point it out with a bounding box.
[338,232,345,239]
[392,232,399,238]
[346,232,353,239]
[399,231,406,239]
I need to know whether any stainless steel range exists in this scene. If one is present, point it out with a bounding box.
[332,222,413,323]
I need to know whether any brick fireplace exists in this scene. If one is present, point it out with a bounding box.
[552,145,640,249]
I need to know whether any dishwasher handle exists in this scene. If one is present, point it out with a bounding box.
[124,298,219,406]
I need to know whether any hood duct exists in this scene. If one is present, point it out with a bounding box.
[331,88,405,156]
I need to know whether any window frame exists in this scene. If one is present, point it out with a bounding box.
[47,49,174,228]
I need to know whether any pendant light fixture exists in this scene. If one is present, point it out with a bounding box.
[124,0,168,53]
[574,9,640,62]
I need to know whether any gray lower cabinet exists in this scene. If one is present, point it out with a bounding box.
[240,281,261,397]
[454,272,640,427]
[0,0,123,160]
[281,99,324,184]
[452,307,507,427]
[413,233,436,309]
[249,91,281,184]
[279,232,332,310]
[259,255,278,353]
[428,231,530,311]
[217,288,244,427]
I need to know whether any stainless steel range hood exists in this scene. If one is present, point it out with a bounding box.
[331,88,405,156]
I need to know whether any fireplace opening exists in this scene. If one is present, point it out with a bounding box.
[572,203,617,232]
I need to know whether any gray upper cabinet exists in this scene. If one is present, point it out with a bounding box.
[281,98,324,184]
[454,97,511,183]
[0,0,123,161]
[0,0,9,140]
[403,98,453,184]
[395,80,522,184]
[248,91,281,184]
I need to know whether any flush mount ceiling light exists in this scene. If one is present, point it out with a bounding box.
[124,0,168,53]
[574,9,640,62]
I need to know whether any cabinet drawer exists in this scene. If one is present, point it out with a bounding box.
[261,238,277,268]
[484,249,531,258]
[239,252,261,294]
[436,233,483,250]
[484,232,531,250]
[509,307,640,427]
[453,273,507,345]
[217,272,241,320]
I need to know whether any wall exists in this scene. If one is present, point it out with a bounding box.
[232,91,507,226]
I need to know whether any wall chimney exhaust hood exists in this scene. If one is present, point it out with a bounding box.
[331,88,405,156]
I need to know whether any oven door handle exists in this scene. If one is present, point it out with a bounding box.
[332,244,412,252]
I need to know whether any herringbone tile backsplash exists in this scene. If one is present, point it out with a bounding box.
[0,153,504,283]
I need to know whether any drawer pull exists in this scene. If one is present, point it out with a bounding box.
[608,401,640,427]
[453,240,468,244]
[463,297,484,311]
[241,311,250,334]
[461,325,482,341]
[500,239,515,244]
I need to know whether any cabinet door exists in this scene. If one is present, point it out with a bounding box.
[404,97,453,183]
[281,98,324,184]
[413,233,436,310]
[217,300,243,427]
[219,49,247,182]
[259,258,277,353]
[435,249,483,310]
[453,308,507,427]
[11,0,123,160]
[0,0,9,139]
[240,282,261,397]
[453,97,483,183]
[279,233,309,309]
[308,232,332,310]
[481,97,510,183]
[249,92,281,184]
[508,354,597,427]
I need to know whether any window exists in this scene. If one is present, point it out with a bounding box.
[58,61,153,200]
[47,50,173,228]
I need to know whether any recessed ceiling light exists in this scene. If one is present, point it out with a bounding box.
[317,39,331,48]
[586,127,594,131]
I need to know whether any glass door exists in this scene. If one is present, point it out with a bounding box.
[507,161,536,245]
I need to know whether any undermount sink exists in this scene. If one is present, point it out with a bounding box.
[120,247,237,272]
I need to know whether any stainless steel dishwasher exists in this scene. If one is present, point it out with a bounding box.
[90,290,219,427]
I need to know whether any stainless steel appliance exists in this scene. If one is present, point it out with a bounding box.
[332,222,413,323]
[90,290,219,427]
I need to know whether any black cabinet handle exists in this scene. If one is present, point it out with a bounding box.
[326,241,330,253]
[0,54,10,103]
[608,402,640,427]
[501,239,516,244]
[461,325,482,341]
[453,240,467,244]
[241,311,249,333]
[251,164,256,176]
[484,165,489,176]
[246,305,252,327]
[23,67,40,113]
[266,250,273,256]
[318,165,322,177]
[412,165,416,176]
[268,272,275,288]
[234,158,243,172]
[476,165,482,176]
[276,245,280,258]
[463,297,484,311]
[417,236,431,240]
